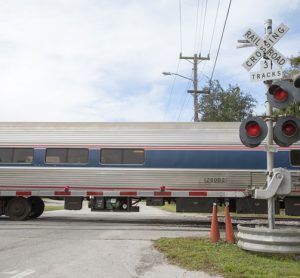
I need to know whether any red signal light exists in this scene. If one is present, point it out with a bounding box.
[282,121,297,137]
[273,87,288,102]
[274,116,300,147]
[240,117,268,148]
[246,122,261,137]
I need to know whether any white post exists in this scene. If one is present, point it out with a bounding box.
[264,19,275,229]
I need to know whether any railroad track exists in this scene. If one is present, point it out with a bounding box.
[231,216,300,222]
[1,214,299,228]
[29,215,300,227]
[217,215,300,228]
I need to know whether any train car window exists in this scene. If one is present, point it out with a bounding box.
[13,148,33,163]
[100,149,144,164]
[123,149,144,164]
[100,149,122,164]
[46,149,67,163]
[68,149,88,163]
[0,148,13,163]
[0,148,33,163]
[45,148,88,164]
[290,150,300,166]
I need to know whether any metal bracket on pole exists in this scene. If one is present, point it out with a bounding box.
[264,145,279,153]
[255,168,292,199]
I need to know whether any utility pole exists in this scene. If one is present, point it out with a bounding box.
[180,53,210,122]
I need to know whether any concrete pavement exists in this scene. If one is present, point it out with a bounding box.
[0,203,221,278]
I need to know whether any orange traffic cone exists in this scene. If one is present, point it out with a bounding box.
[225,204,235,243]
[210,203,220,243]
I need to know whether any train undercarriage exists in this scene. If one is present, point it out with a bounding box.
[1,195,300,221]
[0,196,45,220]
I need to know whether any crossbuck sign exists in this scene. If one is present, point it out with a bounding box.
[242,23,289,72]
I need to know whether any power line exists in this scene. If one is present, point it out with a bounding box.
[198,0,221,82]
[164,0,183,120]
[199,0,208,54]
[164,60,181,120]
[208,0,221,55]
[179,0,183,53]
[173,0,211,122]
[177,79,193,121]
[193,0,201,52]
[209,0,232,82]
[195,0,205,54]
[180,93,193,121]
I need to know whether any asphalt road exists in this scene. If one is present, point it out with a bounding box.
[0,203,220,278]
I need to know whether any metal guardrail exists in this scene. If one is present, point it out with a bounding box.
[237,224,300,254]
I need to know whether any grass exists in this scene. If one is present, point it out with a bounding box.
[154,237,300,278]
[161,203,177,213]
[44,205,64,211]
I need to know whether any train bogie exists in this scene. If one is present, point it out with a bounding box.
[0,196,45,220]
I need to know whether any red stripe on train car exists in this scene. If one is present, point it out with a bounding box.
[87,191,104,196]
[16,191,32,196]
[120,191,137,196]
[189,191,207,196]
[55,191,71,196]
[0,186,247,192]
[154,192,172,196]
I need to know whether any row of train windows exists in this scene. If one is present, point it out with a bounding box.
[0,148,145,165]
[2,148,300,166]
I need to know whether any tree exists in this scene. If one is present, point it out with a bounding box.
[290,55,300,70]
[199,80,257,122]
[272,54,300,117]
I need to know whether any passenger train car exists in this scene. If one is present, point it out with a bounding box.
[0,122,299,220]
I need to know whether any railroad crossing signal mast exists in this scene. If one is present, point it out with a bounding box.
[238,20,300,229]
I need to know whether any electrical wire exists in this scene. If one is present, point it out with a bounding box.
[164,59,181,120]
[179,0,183,53]
[177,79,193,121]
[193,0,201,53]
[164,0,183,120]
[200,0,220,82]
[209,0,232,82]
[197,0,218,88]
[177,0,221,121]
[181,94,192,121]
[208,0,221,55]
[199,0,208,54]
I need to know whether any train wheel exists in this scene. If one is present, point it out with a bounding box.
[6,197,31,221]
[28,197,45,219]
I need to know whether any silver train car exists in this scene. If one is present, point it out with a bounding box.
[0,122,299,220]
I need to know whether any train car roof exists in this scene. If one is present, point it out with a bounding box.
[0,122,239,128]
[0,122,249,146]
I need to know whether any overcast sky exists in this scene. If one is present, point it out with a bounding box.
[0,0,299,122]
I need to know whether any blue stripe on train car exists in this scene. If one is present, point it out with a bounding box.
[3,148,299,170]
[274,150,297,170]
[145,150,267,169]
[146,150,300,170]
